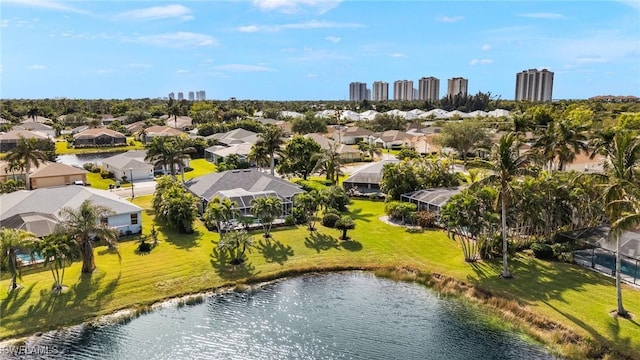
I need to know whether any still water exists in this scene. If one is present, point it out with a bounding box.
[4,272,557,360]
[56,152,124,167]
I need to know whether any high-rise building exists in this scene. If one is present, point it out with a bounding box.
[349,82,369,101]
[515,69,554,102]
[447,77,468,97]
[393,80,414,101]
[168,92,175,100]
[195,90,206,101]
[418,77,440,102]
[188,91,195,101]
[177,92,184,101]
[372,81,389,101]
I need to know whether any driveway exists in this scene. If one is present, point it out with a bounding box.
[111,179,157,199]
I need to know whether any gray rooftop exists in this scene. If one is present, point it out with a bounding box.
[185,169,305,201]
[101,150,152,170]
[401,187,463,208]
[0,186,142,237]
[343,159,399,185]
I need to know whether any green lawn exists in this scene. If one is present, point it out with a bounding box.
[1,198,639,359]
[55,138,144,155]
[184,159,216,180]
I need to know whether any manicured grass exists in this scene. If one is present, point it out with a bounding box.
[1,198,639,358]
[183,159,216,180]
[85,173,131,190]
[55,138,144,155]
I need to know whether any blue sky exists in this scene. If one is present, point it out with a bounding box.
[1,0,639,100]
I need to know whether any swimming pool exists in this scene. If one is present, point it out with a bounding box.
[16,251,45,265]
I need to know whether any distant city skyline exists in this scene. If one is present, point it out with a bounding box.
[1,1,638,100]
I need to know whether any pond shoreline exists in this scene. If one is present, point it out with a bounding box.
[0,266,625,359]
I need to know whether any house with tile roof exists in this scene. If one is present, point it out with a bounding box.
[29,162,88,189]
[185,169,305,217]
[0,186,142,237]
[0,130,52,152]
[13,122,56,138]
[139,125,186,142]
[101,150,155,181]
[73,128,127,147]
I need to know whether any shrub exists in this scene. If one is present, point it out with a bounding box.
[324,208,340,216]
[416,211,437,229]
[531,242,554,260]
[384,201,417,222]
[322,213,340,228]
[284,215,296,226]
[137,240,152,253]
[292,206,308,225]
[100,170,114,179]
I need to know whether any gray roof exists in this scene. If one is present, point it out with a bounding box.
[0,130,49,141]
[185,169,305,201]
[101,150,152,170]
[0,186,142,237]
[208,128,259,146]
[14,122,53,131]
[342,159,399,185]
[401,187,463,209]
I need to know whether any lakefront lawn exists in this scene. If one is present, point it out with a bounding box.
[1,197,639,358]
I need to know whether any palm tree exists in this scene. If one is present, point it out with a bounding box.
[36,233,77,292]
[601,132,640,317]
[217,230,254,265]
[533,120,588,172]
[248,142,270,171]
[0,228,39,291]
[173,137,196,183]
[313,142,344,185]
[256,126,285,176]
[145,137,183,178]
[251,196,283,238]
[589,127,617,159]
[203,196,239,240]
[335,216,355,240]
[296,191,322,231]
[58,200,119,274]
[5,137,49,190]
[471,132,537,278]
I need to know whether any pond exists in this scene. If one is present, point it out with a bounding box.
[56,152,125,167]
[1,272,558,359]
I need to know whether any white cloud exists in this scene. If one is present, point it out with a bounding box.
[469,59,494,65]
[325,36,341,43]
[2,0,90,15]
[577,57,607,64]
[28,64,47,70]
[176,69,189,74]
[116,5,193,21]
[436,16,464,23]
[238,20,363,32]
[390,53,406,58]
[481,44,492,51]
[1,20,10,28]
[519,13,566,19]
[618,0,640,10]
[126,32,217,48]
[252,0,342,14]
[214,64,275,72]
[96,69,112,74]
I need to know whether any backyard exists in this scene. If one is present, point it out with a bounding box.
[0,197,639,359]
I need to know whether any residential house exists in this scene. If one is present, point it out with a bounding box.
[332,126,374,145]
[21,116,52,124]
[101,150,155,181]
[125,121,145,136]
[13,122,57,138]
[29,162,88,189]
[0,130,51,152]
[304,133,362,162]
[206,128,259,146]
[369,130,412,149]
[185,169,305,217]
[403,134,441,155]
[0,159,47,183]
[73,128,127,147]
[162,115,193,131]
[205,143,254,164]
[0,186,143,237]
[139,125,186,143]
[342,159,399,194]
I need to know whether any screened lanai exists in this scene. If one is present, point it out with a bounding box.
[400,187,462,213]
[212,189,293,217]
[560,226,640,286]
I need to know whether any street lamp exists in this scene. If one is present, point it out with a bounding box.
[129,168,134,199]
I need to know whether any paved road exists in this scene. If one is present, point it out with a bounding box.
[111,180,157,199]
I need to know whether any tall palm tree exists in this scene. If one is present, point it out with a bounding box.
[5,137,49,190]
[471,132,537,278]
[589,127,617,159]
[36,233,77,292]
[313,142,344,185]
[58,200,119,274]
[251,196,283,239]
[173,137,196,183]
[296,191,322,231]
[601,132,640,317]
[256,126,285,176]
[203,196,239,240]
[145,137,183,178]
[533,120,588,172]
[0,228,39,291]
[248,142,270,171]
